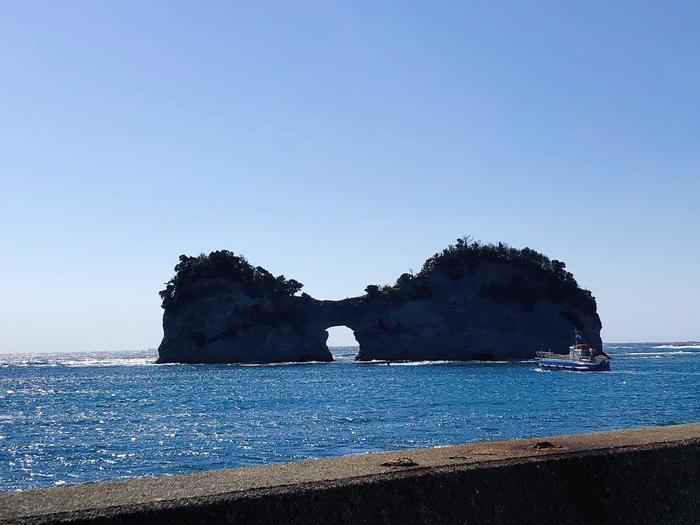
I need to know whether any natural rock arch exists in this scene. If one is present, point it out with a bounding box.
[157,239,602,364]
[324,325,360,359]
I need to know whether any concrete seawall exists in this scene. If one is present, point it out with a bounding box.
[1,424,698,524]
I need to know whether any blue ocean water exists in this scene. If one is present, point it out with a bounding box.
[0,344,698,492]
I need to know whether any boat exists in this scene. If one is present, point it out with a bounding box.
[537,330,610,372]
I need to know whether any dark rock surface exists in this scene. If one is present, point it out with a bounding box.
[158,283,331,364]
[157,239,602,364]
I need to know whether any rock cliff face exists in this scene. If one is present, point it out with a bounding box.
[157,280,331,364]
[156,252,331,364]
[157,240,602,363]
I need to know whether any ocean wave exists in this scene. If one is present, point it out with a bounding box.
[389,360,451,366]
[65,358,155,367]
[238,360,332,367]
[0,351,158,368]
[652,344,700,349]
[0,356,515,368]
[0,357,156,368]
[354,359,440,366]
[356,359,512,366]
[616,351,696,359]
[626,351,694,356]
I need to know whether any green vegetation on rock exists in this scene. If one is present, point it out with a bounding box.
[419,236,574,280]
[364,236,596,314]
[159,250,303,311]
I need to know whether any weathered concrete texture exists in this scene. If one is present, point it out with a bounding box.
[1,424,698,525]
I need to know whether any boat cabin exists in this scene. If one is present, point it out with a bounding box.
[570,343,593,359]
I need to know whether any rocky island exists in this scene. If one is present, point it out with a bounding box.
[157,237,602,363]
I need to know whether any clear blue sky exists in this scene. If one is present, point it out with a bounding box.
[1,1,698,352]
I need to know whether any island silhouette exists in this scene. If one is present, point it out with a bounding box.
[157,237,602,364]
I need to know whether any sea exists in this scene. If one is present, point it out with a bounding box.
[1,343,698,492]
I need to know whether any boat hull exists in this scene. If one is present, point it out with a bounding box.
[539,358,610,372]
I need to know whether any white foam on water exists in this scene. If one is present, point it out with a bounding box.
[3,357,155,367]
[360,360,512,366]
[238,360,332,367]
[62,357,155,367]
[652,344,700,349]
[0,352,158,368]
[623,351,695,357]
[389,360,451,366]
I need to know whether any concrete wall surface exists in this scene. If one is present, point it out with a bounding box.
[1,423,698,525]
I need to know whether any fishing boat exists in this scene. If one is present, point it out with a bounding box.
[537,330,610,372]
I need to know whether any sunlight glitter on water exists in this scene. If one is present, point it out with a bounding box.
[0,344,697,491]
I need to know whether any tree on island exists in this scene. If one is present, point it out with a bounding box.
[362,236,595,314]
[160,250,303,310]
